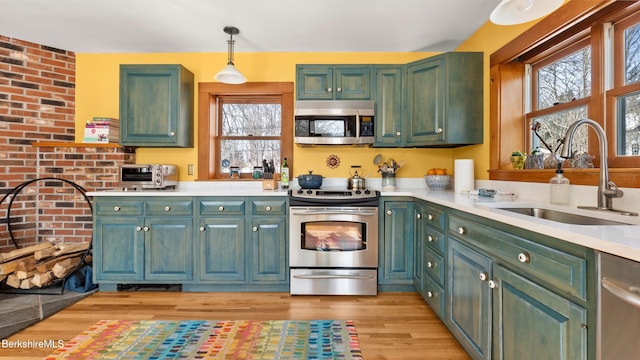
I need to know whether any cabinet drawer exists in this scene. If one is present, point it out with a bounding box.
[424,205,445,231]
[199,198,245,215]
[424,276,445,319]
[424,228,445,254]
[95,200,143,216]
[145,199,193,216]
[449,214,587,300]
[251,199,287,215]
[424,249,445,285]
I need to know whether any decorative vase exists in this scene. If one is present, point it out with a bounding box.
[510,155,526,170]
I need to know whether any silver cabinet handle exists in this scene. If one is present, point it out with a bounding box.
[387,210,392,215]
[169,131,175,136]
[143,226,150,232]
[488,280,497,289]
[458,227,467,235]
[253,226,258,232]
[199,226,205,232]
[479,272,488,281]
[436,128,443,134]
[265,206,272,211]
[427,261,433,268]
[395,131,401,136]
[428,214,434,221]
[427,235,434,242]
[114,206,121,212]
[136,226,142,231]
[416,213,422,219]
[327,87,333,93]
[427,291,434,298]
[164,206,171,212]
[218,206,224,211]
[518,252,530,263]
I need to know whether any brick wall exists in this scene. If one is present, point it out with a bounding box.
[0,36,134,252]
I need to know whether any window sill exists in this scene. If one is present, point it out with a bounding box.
[489,168,640,188]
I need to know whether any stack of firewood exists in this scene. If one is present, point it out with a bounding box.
[0,242,92,290]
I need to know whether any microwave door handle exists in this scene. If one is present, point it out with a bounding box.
[355,111,360,141]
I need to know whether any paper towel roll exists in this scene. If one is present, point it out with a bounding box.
[454,159,475,193]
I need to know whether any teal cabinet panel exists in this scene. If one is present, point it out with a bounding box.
[145,199,194,216]
[380,201,414,284]
[250,217,288,283]
[199,198,246,216]
[197,217,246,282]
[374,65,404,146]
[251,198,287,215]
[424,275,445,319]
[448,238,492,360]
[119,64,194,147]
[493,264,587,360]
[413,201,426,294]
[93,217,144,281]
[406,56,445,145]
[144,217,193,281]
[296,65,372,100]
[94,200,144,216]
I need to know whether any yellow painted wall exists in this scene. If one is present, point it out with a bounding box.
[76,20,536,181]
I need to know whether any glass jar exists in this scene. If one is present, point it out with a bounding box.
[252,166,263,179]
[229,166,240,178]
[381,172,396,190]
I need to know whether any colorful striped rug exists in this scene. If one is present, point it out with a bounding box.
[44,319,363,359]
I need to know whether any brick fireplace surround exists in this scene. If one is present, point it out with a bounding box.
[1,36,135,252]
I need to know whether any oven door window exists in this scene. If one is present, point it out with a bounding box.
[301,221,366,251]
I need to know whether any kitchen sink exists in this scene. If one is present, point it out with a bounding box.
[497,207,631,225]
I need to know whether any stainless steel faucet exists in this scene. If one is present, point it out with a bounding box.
[560,118,637,216]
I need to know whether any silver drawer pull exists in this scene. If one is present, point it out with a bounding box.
[427,261,433,268]
[479,272,488,281]
[218,206,224,211]
[416,213,422,219]
[488,280,497,289]
[327,87,333,93]
[436,127,443,134]
[136,226,142,231]
[428,214,434,221]
[457,227,467,235]
[336,87,342,92]
[199,226,205,232]
[164,206,171,212]
[169,131,175,136]
[114,206,121,212]
[253,226,258,232]
[427,291,434,298]
[427,235,434,242]
[395,131,401,136]
[386,210,392,215]
[518,252,530,263]
[143,226,150,232]
[265,206,272,211]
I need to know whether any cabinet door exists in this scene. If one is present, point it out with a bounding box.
[296,66,334,100]
[120,64,194,147]
[374,66,404,146]
[94,217,144,281]
[380,201,414,284]
[405,56,446,145]
[197,217,246,282]
[250,217,288,283]
[493,264,587,360]
[145,217,193,281]
[334,66,371,100]
[448,239,492,360]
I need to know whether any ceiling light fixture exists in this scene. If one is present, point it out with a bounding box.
[490,0,563,26]
[215,26,246,84]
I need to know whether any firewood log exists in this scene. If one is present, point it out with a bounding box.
[16,269,36,280]
[52,257,82,278]
[15,256,36,273]
[31,271,55,288]
[0,259,21,276]
[0,242,52,262]
[34,242,90,260]
[6,274,21,288]
[19,277,34,289]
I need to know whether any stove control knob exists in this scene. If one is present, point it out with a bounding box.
[364,190,371,194]
[355,190,361,195]
[297,189,303,194]
[306,190,313,195]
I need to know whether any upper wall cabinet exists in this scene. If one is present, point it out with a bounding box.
[296,65,372,100]
[120,64,194,147]
[373,52,483,148]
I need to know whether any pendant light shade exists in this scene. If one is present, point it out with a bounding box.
[490,0,563,25]
[215,26,246,84]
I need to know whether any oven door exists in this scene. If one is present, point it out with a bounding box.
[289,207,378,268]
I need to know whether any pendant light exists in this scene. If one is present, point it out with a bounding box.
[215,26,247,84]
[490,0,563,25]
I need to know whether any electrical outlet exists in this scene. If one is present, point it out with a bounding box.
[188,164,194,176]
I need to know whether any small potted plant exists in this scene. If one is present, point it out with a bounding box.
[525,147,544,169]
[510,151,526,170]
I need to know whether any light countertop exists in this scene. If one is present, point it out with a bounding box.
[87,179,640,263]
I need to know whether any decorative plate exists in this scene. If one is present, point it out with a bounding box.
[326,154,340,169]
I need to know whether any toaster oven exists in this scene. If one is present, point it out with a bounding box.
[120,164,178,189]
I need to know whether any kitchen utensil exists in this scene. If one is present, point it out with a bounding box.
[348,166,366,190]
[297,170,323,189]
[373,154,383,165]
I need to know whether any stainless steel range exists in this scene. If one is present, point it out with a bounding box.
[288,188,380,295]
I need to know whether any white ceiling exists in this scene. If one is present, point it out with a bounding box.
[0,0,501,53]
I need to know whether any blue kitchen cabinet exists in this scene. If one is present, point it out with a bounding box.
[379,199,414,288]
[373,65,404,146]
[296,65,372,100]
[446,210,592,360]
[119,64,194,147]
[249,198,288,283]
[93,197,194,288]
[413,200,426,295]
[421,203,447,319]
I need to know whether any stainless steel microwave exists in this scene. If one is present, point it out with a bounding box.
[294,100,375,145]
[120,164,178,189]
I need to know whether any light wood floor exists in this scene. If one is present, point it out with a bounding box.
[2,291,470,360]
